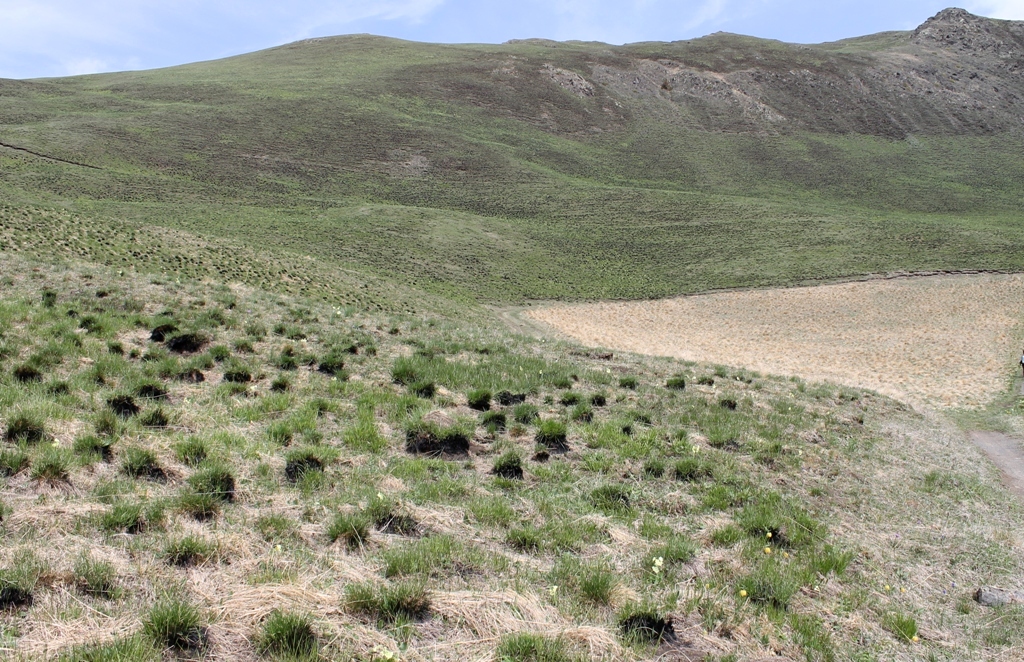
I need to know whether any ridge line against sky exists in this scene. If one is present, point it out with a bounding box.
[0,0,1023,79]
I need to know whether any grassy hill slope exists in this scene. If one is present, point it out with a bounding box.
[2,9,1024,304]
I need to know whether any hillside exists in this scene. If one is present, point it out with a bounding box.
[2,8,1024,305]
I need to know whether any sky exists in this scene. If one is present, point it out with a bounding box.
[0,0,1022,79]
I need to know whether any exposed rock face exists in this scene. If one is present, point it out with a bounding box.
[913,8,1024,59]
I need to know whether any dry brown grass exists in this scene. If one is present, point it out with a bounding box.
[527,273,1024,409]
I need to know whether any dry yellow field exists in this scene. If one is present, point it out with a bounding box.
[527,273,1024,408]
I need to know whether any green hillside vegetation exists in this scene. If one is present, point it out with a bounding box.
[2,7,1024,660]
[2,9,1024,304]
[0,255,1020,661]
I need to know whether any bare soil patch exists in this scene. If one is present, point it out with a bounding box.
[527,274,1024,408]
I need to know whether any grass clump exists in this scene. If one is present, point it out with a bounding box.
[284,447,333,482]
[405,421,470,456]
[4,413,46,444]
[120,447,164,480]
[492,451,524,480]
[345,581,431,624]
[74,435,113,463]
[410,379,436,398]
[365,496,419,535]
[496,633,575,662]
[187,464,236,502]
[481,410,507,432]
[100,502,148,534]
[381,535,482,578]
[619,376,638,390]
[535,420,568,451]
[57,636,158,661]
[513,403,539,424]
[673,456,715,482]
[883,611,919,643]
[107,395,140,418]
[0,449,30,477]
[222,360,252,383]
[590,484,631,515]
[551,556,616,604]
[30,447,71,483]
[558,391,581,406]
[13,364,42,383]
[618,606,677,644]
[143,598,207,652]
[665,374,686,390]
[173,437,208,466]
[467,388,492,411]
[73,554,120,599]
[257,610,319,659]
[164,535,215,567]
[506,525,542,553]
[139,407,170,428]
[327,511,370,548]
[570,403,593,422]
[736,561,800,612]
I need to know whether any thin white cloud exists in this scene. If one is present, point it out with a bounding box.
[968,1,1024,19]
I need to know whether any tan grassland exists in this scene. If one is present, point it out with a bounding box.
[527,274,1024,409]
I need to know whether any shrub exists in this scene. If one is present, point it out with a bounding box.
[73,554,119,598]
[535,420,568,451]
[173,437,208,467]
[513,403,540,425]
[5,413,46,444]
[257,610,319,659]
[496,633,575,662]
[619,376,638,389]
[187,464,235,502]
[120,447,164,480]
[405,421,470,457]
[327,511,370,548]
[666,374,686,390]
[107,395,139,418]
[467,388,492,411]
[143,599,207,651]
[492,451,524,480]
[345,581,431,624]
[164,535,215,567]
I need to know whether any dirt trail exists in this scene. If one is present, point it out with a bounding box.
[969,431,1024,499]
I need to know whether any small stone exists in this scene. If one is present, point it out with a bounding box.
[974,587,1024,607]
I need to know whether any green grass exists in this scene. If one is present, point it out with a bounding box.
[345,581,431,624]
[256,610,319,659]
[143,598,207,651]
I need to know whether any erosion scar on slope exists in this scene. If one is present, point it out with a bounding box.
[526,273,1024,409]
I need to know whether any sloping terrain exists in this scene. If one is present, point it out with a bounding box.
[0,256,1022,662]
[1,9,1024,303]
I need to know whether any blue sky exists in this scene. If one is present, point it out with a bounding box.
[1,0,1022,79]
